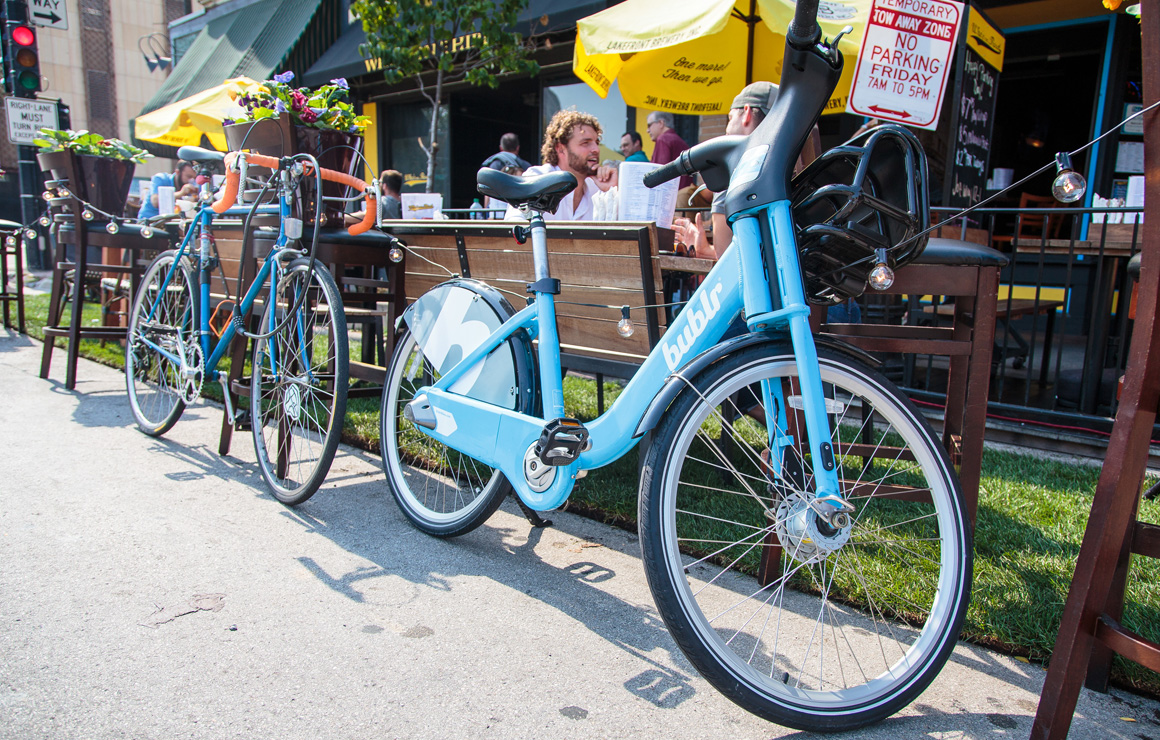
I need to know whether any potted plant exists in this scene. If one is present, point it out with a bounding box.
[223,72,371,224]
[34,129,152,217]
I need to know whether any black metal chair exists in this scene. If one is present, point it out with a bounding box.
[0,219,26,334]
[36,151,170,389]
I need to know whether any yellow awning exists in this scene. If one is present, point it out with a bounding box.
[134,77,260,151]
[574,0,869,115]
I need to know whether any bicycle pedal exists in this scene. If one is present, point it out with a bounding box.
[535,418,590,466]
[233,408,252,431]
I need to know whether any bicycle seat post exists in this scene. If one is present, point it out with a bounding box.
[524,208,565,419]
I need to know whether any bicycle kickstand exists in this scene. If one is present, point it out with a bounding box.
[511,492,553,528]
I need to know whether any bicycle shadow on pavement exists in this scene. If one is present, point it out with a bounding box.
[279,465,700,711]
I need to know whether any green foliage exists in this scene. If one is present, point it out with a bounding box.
[33,129,153,164]
[228,72,371,134]
[354,0,539,87]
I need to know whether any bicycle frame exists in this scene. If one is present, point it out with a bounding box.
[135,184,295,387]
[406,199,842,512]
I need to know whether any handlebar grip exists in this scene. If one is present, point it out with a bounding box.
[241,152,280,169]
[211,162,240,214]
[347,195,377,236]
[643,155,689,188]
[787,0,821,48]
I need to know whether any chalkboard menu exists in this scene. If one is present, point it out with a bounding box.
[942,6,1004,208]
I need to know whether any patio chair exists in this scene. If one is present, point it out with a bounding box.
[38,152,167,389]
[0,219,25,333]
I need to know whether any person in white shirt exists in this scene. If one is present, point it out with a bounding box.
[504,110,617,221]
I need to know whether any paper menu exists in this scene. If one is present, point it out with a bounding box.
[1126,175,1145,224]
[618,161,678,228]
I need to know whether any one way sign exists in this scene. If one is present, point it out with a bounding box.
[29,0,68,31]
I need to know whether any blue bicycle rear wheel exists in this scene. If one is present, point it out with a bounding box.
[125,250,196,436]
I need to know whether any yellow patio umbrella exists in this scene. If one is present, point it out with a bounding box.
[135,77,261,151]
[575,0,869,115]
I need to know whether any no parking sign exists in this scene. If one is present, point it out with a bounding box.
[846,0,963,130]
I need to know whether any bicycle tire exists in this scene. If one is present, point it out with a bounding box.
[125,250,196,437]
[639,344,971,732]
[379,278,537,537]
[250,259,348,505]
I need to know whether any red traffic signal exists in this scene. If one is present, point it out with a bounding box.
[7,23,39,94]
[11,25,33,47]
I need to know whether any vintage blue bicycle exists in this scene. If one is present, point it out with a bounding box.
[377,1,971,730]
[125,147,377,504]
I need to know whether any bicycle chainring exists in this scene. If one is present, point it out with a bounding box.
[178,342,205,404]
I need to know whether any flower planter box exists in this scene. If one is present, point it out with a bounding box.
[37,149,136,218]
[223,113,363,226]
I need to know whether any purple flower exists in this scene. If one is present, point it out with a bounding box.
[274,99,287,114]
[290,91,307,112]
[330,78,349,90]
[272,71,294,84]
[223,118,236,126]
[300,108,319,124]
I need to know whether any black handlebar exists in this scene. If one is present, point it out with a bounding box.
[642,156,691,188]
[787,0,821,49]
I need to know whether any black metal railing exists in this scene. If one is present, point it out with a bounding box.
[893,205,1146,438]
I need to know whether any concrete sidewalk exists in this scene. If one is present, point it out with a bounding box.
[2,328,1158,740]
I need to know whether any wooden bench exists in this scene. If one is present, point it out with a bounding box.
[389,221,671,409]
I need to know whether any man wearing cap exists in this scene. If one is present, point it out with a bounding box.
[672,81,777,259]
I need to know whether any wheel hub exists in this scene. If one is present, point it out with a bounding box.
[774,491,852,563]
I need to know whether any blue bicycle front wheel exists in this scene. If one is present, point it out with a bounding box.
[250,259,348,505]
[639,344,972,732]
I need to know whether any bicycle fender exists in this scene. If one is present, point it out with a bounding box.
[632,331,879,437]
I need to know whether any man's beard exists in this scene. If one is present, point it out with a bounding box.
[566,148,597,176]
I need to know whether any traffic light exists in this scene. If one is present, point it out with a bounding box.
[5,21,39,96]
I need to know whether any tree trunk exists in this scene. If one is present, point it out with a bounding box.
[425,68,444,194]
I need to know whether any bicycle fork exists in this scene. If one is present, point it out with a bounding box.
[737,203,852,526]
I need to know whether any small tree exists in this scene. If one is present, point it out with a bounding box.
[354,0,539,193]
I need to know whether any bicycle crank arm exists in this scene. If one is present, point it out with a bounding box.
[405,388,581,510]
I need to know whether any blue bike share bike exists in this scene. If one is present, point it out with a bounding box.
[125,147,377,504]
[378,1,971,730]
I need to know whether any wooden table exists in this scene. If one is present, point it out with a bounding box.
[1013,238,1137,413]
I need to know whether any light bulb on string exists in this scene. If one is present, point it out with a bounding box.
[38,215,50,227]
[106,220,120,235]
[868,248,894,291]
[389,246,404,263]
[42,190,54,201]
[140,225,154,239]
[24,228,37,240]
[57,188,70,199]
[5,235,15,247]
[1051,152,1087,204]
[81,209,95,221]
[616,305,635,338]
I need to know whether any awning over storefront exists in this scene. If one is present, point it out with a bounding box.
[137,0,325,122]
[303,0,611,87]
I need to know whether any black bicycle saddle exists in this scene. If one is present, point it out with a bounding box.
[476,168,576,214]
[177,145,226,164]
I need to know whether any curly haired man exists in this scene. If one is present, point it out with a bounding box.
[504,110,618,221]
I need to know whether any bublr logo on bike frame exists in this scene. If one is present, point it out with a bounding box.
[662,282,725,372]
